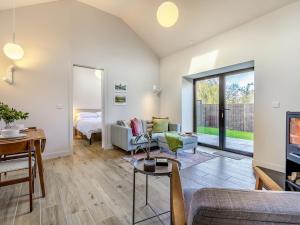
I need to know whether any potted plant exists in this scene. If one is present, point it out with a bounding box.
[0,102,29,129]
[134,132,155,172]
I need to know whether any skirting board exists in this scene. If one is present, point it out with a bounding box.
[103,144,113,150]
[253,159,285,173]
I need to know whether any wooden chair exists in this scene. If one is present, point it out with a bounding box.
[0,140,36,212]
[171,162,186,225]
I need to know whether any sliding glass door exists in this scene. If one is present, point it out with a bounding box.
[194,69,254,155]
[195,77,220,148]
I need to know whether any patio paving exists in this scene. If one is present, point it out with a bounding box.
[197,134,253,153]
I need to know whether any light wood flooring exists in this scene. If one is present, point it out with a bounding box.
[0,139,256,225]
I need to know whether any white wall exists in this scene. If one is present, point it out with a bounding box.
[160,2,300,172]
[73,66,102,110]
[0,0,160,157]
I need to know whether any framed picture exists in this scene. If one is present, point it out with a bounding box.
[114,82,127,93]
[114,94,127,105]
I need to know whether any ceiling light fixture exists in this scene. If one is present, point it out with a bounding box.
[157,1,179,28]
[3,0,24,60]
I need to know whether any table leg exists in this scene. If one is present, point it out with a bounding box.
[35,140,45,197]
[146,174,148,206]
[132,169,136,225]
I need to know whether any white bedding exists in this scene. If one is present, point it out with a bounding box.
[75,117,102,139]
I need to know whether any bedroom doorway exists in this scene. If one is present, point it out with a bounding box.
[71,64,104,150]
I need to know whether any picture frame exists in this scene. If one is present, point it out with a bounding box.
[114,94,127,106]
[114,81,127,93]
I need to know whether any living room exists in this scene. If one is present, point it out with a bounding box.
[0,0,300,225]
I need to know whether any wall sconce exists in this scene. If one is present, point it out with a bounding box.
[2,65,15,85]
[153,85,162,95]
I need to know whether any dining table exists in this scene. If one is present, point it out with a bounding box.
[0,128,46,197]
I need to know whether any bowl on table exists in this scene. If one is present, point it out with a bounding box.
[1,129,20,138]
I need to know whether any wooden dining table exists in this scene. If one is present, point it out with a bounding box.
[0,128,46,197]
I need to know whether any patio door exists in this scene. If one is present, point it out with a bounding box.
[194,77,220,148]
[194,68,254,156]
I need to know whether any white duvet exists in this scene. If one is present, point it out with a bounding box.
[75,117,102,139]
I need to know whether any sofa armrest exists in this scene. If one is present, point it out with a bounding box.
[186,188,300,225]
[111,124,133,151]
[169,123,181,132]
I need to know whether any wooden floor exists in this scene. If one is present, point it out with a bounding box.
[0,139,256,225]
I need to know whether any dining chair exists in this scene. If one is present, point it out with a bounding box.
[171,161,186,225]
[0,140,36,212]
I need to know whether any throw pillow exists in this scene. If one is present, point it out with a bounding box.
[152,117,169,133]
[131,118,144,136]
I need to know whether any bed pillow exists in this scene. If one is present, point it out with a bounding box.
[130,118,144,136]
[77,112,98,119]
[96,111,102,117]
[152,117,169,133]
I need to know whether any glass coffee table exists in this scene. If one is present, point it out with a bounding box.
[132,157,181,225]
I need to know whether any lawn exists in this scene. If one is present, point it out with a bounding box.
[197,126,253,140]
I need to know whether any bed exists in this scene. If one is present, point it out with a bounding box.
[74,111,102,145]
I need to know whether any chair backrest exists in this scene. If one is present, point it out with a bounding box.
[171,162,186,225]
[0,140,33,155]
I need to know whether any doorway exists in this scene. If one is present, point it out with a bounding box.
[194,68,254,156]
[71,64,105,150]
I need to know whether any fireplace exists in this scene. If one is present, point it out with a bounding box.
[286,112,300,191]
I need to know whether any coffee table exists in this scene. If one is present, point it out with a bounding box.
[132,157,181,225]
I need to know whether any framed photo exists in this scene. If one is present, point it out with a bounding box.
[114,82,127,93]
[114,94,127,106]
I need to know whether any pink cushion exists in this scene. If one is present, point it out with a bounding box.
[131,118,143,136]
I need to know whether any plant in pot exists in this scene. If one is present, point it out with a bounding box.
[134,132,155,172]
[0,102,29,129]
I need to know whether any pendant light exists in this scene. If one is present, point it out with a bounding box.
[157,1,179,28]
[3,0,24,60]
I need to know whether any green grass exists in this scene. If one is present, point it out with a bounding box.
[197,126,253,140]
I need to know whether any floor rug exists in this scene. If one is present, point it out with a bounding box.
[122,149,217,170]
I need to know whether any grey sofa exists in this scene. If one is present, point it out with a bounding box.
[184,188,300,225]
[111,122,181,153]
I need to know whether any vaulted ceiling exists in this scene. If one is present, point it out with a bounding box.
[0,0,296,57]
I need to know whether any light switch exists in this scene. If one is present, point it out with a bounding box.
[272,101,280,108]
[56,104,64,109]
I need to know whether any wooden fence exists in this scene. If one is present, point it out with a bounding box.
[196,102,254,132]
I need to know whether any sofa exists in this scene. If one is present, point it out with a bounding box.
[184,188,300,225]
[111,121,181,153]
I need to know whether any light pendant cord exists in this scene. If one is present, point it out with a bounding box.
[12,0,16,43]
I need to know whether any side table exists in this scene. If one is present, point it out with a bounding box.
[132,157,180,225]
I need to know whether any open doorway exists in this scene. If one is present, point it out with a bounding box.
[71,64,104,149]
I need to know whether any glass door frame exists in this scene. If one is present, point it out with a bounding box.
[193,68,254,157]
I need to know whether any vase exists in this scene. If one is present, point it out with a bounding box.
[4,122,15,129]
[144,158,156,172]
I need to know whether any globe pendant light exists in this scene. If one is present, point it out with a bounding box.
[157,1,179,28]
[3,0,24,60]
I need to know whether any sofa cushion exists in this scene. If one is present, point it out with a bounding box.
[185,188,300,225]
[131,118,143,136]
[152,117,169,133]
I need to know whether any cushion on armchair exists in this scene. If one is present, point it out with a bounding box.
[185,188,300,225]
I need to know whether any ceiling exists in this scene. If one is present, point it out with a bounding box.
[0,0,297,57]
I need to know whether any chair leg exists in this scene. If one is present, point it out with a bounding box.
[29,179,33,212]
